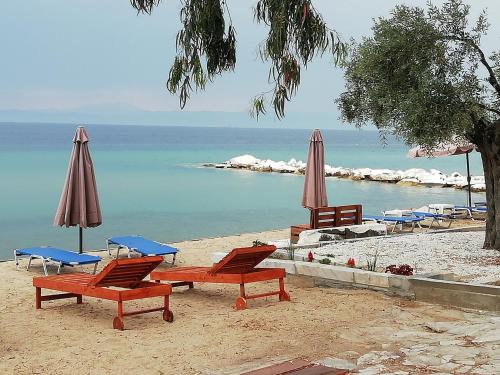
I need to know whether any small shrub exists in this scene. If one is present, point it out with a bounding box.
[252,240,266,247]
[286,244,295,260]
[385,264,414,276]
[366,250,379,272]
[347,258,356,267]
[325,253,335,258]
[319,234,333,242]
[319,258,331,265]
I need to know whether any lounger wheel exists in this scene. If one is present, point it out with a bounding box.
[234,297,247,310]
[163,309,174,322]
[113,317,125,331]
[279,291,290,302]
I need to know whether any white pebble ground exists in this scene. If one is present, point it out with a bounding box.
[303,231,500,284]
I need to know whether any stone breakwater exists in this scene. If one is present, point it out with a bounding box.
[203,154,486,192]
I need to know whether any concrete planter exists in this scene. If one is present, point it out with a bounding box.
[211,252,500,312]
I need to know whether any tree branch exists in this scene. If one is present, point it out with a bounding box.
[477,103,500,116]
[445,35,500,97]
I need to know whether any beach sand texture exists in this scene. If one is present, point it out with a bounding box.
[0,229,495,375]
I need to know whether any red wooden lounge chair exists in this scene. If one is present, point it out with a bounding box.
[150,245,290,310]
[33,256,173,330]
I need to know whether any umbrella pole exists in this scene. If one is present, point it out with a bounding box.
[466,152,472,207]
[79,226,83,254]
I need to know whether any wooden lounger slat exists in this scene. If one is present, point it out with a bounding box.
[316,214,336,221]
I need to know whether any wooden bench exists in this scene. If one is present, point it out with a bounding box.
[291,204,362,243]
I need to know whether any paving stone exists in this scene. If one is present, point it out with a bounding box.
[314,358,356,371]
[454,359,476,366]
[423,322,457,333]
[357,351,399,366]
[356,364,385,375]
[439,339,466,346]
[489,317,500,325]
[473,329,500,344]
[390,330,436,340]
[430,362,461,372]
[402,354,442,367]
[448,323,492,336]
[471,364,500,374]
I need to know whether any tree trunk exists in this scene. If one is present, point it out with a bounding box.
[474,120,500,250]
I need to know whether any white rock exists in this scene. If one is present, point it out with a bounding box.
[228,154,260,167]
[368,169,402,182]
[401,168,428,179]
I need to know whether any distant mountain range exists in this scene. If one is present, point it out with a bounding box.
[0,107,349,129]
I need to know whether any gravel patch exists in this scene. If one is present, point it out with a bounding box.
[301,231,500,284]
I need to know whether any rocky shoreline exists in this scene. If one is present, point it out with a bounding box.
[203,154,486,192]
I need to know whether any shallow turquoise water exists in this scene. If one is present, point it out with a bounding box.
[0,123,484,260]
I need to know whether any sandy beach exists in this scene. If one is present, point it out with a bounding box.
[1,229,499,375]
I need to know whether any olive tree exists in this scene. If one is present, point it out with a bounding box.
[130,0,345,118]
[337,0,500,249]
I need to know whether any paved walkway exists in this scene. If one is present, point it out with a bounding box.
[317,314,500,374]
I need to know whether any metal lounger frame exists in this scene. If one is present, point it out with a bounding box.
[14,250,98,276]
[106,239,176,265]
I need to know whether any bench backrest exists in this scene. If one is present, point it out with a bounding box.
[209,245,277,274]
[311,204,362,229]
[90,256,163,288]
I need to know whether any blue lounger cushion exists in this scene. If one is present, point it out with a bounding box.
[412,211,450,219]
[15,246,101,265]
[363,215,424,223]
[108,235,178,256]
[455,205,487,212]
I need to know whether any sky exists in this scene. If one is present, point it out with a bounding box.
[1,0,499,127]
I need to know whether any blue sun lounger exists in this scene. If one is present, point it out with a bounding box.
[411,211,454,229]
[454,205,487,220]
[106,235,178,265]
[14,246,101,276]
[362,215,424,233]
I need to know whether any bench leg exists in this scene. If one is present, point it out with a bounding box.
[278,278,290,302]
[113,301,125,330]
[35,287,42,309]
[162,295,174,322]
[235,283,247,310]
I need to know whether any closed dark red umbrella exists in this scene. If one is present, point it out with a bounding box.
[54,126,102,253]
[302,129,328,209]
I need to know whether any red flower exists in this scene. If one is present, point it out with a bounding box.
[347,258,356,267]
[307,250,314,262]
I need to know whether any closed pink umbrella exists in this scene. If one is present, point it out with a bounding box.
[54,126,102,253]
[408,142,478,206]
[302,129,328,209]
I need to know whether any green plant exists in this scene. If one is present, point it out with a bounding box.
[318,234,333,242]
[319,258,331,265]
[131,0,345,119]
[286,243,295,260]
[366,250,379,272]
[252,240,266,247]
[338,0,500,249]
[385,264,414,276]
[325,253,335,258]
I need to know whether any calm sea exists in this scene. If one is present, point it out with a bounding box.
[0,122,484,260]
